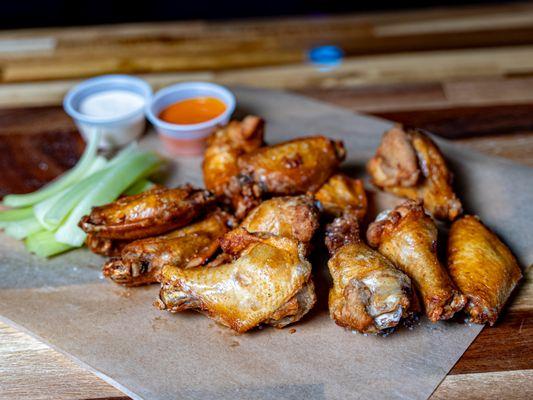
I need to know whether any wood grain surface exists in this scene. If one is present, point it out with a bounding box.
[0,2,532,399]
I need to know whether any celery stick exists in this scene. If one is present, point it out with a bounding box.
[123,179,155,196]
[2,131,101,208]
[42,168,108,229]
[55,152,161,246]
[25,230,73,257]
[4,216,42,240]
[33,155,108,230]
[42,147,143,229]
[0,207,33,223]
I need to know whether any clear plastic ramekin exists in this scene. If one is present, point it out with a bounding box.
[145,82,236,156]
[63,75,152,149]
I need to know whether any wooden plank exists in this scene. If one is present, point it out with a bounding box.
[431,369,533,400]
[0,5,531,396]
[297,77,533,113]
[0,129,82,197]
[450,311,533,375]
[374,104,533,139]
[1,3,533,83]
[1,45,533,107]
[0,323,125,400]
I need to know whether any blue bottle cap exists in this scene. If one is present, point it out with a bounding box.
[308,45,344,68]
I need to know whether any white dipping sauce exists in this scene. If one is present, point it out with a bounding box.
[79,90,145,119]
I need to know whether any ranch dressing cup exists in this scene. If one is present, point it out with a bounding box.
[64,75,152,149]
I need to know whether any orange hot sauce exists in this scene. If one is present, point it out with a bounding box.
[159,97,226,125]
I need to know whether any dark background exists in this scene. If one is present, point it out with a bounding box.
[1,0,521,29]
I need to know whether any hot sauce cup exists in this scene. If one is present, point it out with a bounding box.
[145,82,236,156]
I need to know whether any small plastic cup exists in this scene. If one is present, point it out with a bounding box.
[145,82,236,156]
[63,75,152,149]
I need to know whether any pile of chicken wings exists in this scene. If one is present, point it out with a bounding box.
[79,117,522,334]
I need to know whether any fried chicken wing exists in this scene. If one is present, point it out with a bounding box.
[315,174,367,219]
[85,234,130,257]
[203,116,265,197]
[79,185,215,240]
[367,200,466,321]
[228,136,345,217]
[158,230,315,333]
[367,125,462,220]
[102,210,235,286]
[448,215,522,325]
[240,195,319,245]
[325,211,412,334]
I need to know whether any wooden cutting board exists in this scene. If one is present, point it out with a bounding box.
[0,87,531,400]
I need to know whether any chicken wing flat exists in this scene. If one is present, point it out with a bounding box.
[367,200,466,322]
[228,136,345,217]
[85,233,130,257]
[102,210,235,286]
[315,174,367,220]
[240,195,319,245]
[203,116,264,197]
[325,211,413,334]
[448,215,522,325]
[158,230,315,333]
[79,185,215,240]
[367,125,462,221]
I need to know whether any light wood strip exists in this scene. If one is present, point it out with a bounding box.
[431,369,533,400]
[2,46,533,107]
[0,323,124,400]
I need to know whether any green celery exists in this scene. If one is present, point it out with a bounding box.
[55,151,161,246]
[0,207,34,225]
[4,216,42,240]
[2,131,101,208]
[33,155,108,230]
[25,230,73,257]
[123,179,155,195]
[41,145,142,229]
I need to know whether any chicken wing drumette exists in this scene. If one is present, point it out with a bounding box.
[448,215,522,325]
[102,210,235,286]
[158,230,314,333]
[326,211,413,334]
[315,174,367,220]
[367,200,466,322]
[203,116,265,199]
[367,125,462,221]
[79,185,215,240]
[227,136,345,217]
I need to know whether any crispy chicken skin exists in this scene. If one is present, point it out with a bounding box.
[367,200,466,322]
[102,210,235,286]
[325,211,412,333]
[367,125,462,221]
[85,234,130,257]
[239,195,320,245]
[239,136,346,194]
[79,185,215,240]
[158,231,315,333]
[448,215,522,325]
[203,116,265,197]
[315,174,367,220]
[228,136,345,217]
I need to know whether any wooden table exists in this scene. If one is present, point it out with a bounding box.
[0,3,532,399]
